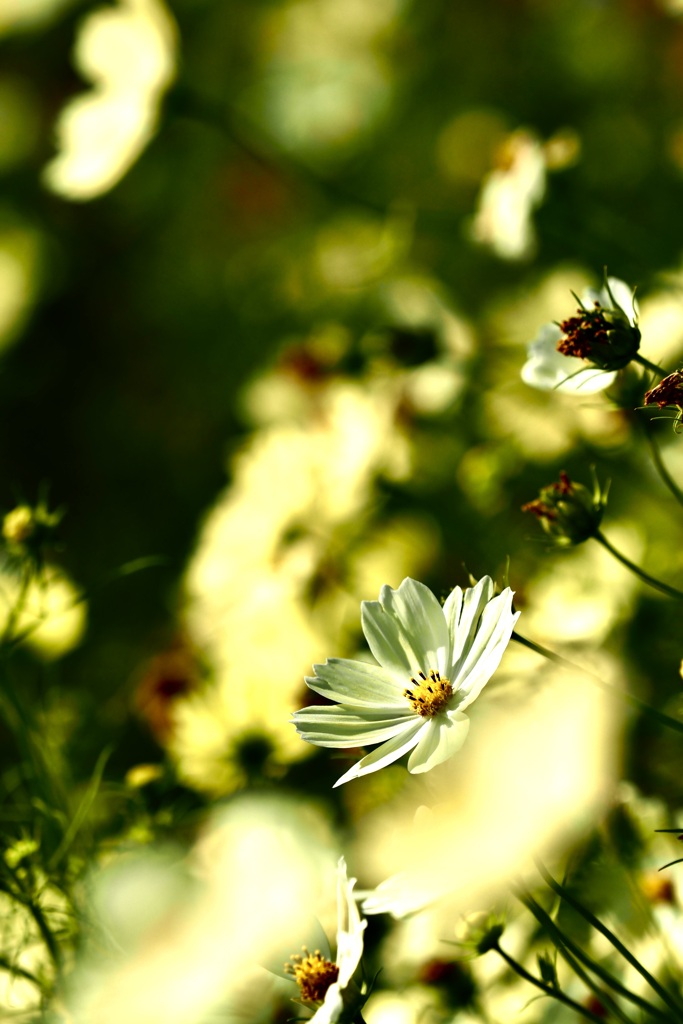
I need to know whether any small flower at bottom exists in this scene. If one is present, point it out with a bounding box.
[285,857,367,1023]
[292,577,519,787]
[522,470,607,546]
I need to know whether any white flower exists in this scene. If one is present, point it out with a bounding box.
[286,857,367,1023]
[521,321,617,394]
[42,0,177,201]
[522,276,638,393]
[292,577,519,787]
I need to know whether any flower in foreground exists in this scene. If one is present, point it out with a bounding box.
[285,856,367,1023]
[292,577,519,787]
[522,276,638,393]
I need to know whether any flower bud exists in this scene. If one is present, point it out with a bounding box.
[2,500,63,564]
[537,952,558,988]
[557,302,640,371]
[644,370,683,431]
[556,276,640,372]
[2,506,35,546]
[522,471,606,546]
[457,911,505,957]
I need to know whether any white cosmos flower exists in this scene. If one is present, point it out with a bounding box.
[286,856,366,1023]
[521,276,638,394]
[292,577,519,787]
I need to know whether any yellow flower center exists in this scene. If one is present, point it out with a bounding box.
[285,948,339,1004]
[404,669,453,717]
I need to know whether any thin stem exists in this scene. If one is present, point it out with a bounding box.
[512,631,683,735]
[535,861,683,1018]
[639,417,683,507]
[515,888,675,1021]
[3,864,62,971]
[634,353,667,378]
[0,566,32,649]
[594,529,683,600]
[552,938,636,1024]
[493,943,609,1024]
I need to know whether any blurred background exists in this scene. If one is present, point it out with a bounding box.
[3,0,683,1019]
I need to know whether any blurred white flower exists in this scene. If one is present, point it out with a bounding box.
[66,795,339,1024]
[470,129,546,261]
[42,0,177,200]
[293,576,519,787]
[522,276,638,393]
[285,857,367,1023]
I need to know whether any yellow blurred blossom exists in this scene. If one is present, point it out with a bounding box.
[0,564,86,659]
[43,0,177,200]
[470,129,547,261]
[174,371,433,794]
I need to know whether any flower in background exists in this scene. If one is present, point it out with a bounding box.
[285,857,367,1023]
[292,577,519,787]
[522,276,638,392]
[470,129,546,260]
[522,470,607,547]
[42,0,177,201]
[0,563,86,660]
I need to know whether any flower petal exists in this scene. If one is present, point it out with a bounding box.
[332,719,427,787]
[406,710,470,774]
[361,578,449,678]
[335,860,366,987]
[292,705,417,748]
[305,658,406,708]
[311,983,344,1024]
[447,576,494,676]
[521,321,616,394]
[454,589,520,711]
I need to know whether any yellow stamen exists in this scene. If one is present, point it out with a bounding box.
[285,947,339,1004]
[403,669,453,717]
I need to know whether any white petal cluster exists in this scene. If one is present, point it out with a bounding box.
[521,276,637,393]
[293,577,519,787]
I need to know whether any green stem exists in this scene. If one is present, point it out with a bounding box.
[535,861,683,1018]
[3,864,62,971]
[493,943,611,1024]
[512,631,683,735]
[594,529,683,600]
[515,888,675,1021]
[0,566,32,650]
[550,937,636,1024]
[634,353,667,378]
[640,418,683,508]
